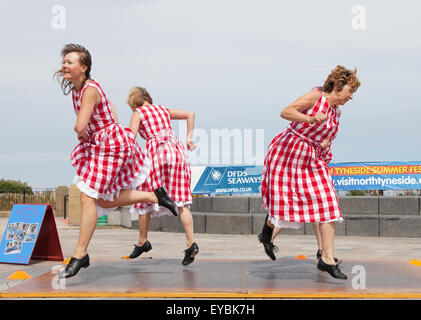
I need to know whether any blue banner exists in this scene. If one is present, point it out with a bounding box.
[192,165,263,195]
[192,162,421,194]
[329,161,421,191]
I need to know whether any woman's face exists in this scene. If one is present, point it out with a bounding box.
[62,52,87,82]
[334,84,354,106]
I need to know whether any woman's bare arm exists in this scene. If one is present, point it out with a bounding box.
[74,86,100,141]
[169,109,196,151]
[281,90,326,124]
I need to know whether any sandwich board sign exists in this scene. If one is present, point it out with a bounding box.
[0,204,63,265]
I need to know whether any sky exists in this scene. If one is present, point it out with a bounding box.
[0,0,420,188]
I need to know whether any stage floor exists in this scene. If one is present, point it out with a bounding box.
[2,256,421,298]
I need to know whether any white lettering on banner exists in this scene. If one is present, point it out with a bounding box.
[227,170,247,177]
[228,176,262,184]
[333,175,421,188]
[215,187,252,193]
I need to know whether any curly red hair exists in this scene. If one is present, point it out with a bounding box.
[322,65,360,93]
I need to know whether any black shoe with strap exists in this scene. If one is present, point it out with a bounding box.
[59,254,90,279]
[261,214,273,243]
[182,242,199,266]
[154,187,178,216]
[258,214,277,261]
[129,241,152,259]
[258,233,278,261]
[317,258,347,280]
[316,249,339,263]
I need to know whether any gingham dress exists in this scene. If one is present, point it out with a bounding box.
[70,80,151,215]
[261,89,342,228]
[130,105,192,217]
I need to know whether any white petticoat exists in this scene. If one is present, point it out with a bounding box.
[129,201,192,218]
[73,157,152,217]
[268,215,343,229]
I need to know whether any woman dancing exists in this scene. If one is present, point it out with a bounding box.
[258,65,360,279]
[54,44,178,278]
[125,87,199,266]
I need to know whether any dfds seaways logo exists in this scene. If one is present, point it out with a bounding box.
[193,166,263,195]
[204,168,227,185]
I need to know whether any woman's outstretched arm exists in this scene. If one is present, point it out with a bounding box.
[169,109,196,151]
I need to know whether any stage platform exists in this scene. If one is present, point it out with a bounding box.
[1,219,421,299]
[2,256,421,299]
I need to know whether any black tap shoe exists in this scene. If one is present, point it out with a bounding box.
[59,254,90,279]
[129,241,152,259]
[182,242,199,266]
[317,258,347,280]
[261,214,274,243]
[258,233,278,261]
[154,187,178,216]
[316,249,339,263]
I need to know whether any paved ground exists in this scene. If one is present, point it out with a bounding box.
[1,217,421,299]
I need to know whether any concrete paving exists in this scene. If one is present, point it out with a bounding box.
[1,217,421,299]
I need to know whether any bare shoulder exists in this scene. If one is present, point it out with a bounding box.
[297,89,321,104]
[286,89,321,113]
[82,85,100,103]
[131,109,141,118]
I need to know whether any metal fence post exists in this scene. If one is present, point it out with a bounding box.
[64,194,68,219]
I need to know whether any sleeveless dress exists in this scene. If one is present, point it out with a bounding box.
[130,105,192,217]
[261,89,342,229]
[70,80,151,216]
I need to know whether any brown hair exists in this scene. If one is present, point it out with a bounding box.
[54,44,92,95]
[126,87,153,111]
[321,65,360,93]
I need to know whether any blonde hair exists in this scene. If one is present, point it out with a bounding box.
[322,65,361,93]
[126,87,153,111]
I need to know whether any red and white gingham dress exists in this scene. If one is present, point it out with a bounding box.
[70,80,151,216]
[130,105,192,217]
[261,89,342,228]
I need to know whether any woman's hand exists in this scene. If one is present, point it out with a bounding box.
[186,138,197,151]
[308,112,327,124]
[320,137,330,150]
[77,131,88,143]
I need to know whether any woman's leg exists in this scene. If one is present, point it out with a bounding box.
[138,213,151,246]
[271,227,283,243]
[319,222,336,265]
[97,190,157,208]
[265,217,283,242]
[73,193,98,258]
[98,188,178,216]
[313,223,323,250]
[179,206,194,248]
